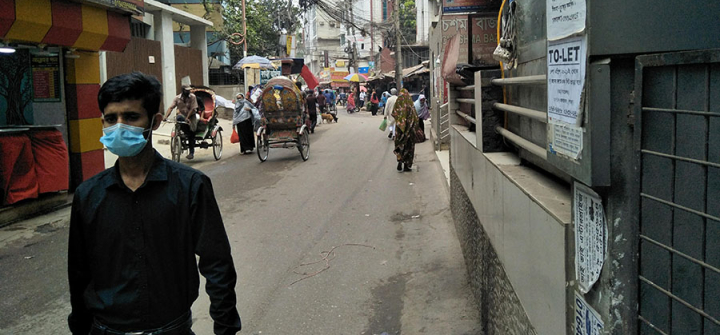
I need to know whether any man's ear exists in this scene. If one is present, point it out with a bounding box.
[151,112,163,131]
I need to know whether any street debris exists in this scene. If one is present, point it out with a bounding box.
[290,243,375,286]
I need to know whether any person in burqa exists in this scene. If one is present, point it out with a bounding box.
[391,88,420,172]
[234,93,258,154]
[69,72,242,335]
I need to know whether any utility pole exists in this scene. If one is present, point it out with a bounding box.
[394,0,402,89]
[242,0,248,95]
[349,0,358,74]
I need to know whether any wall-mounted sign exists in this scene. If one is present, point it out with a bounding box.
[358,67,369,74]
[81,0,144,15]
[260,69,281,85]
[471,15,498,66]
[443,0,501,14]
[31,54,61,102]
[330,71,349,82]
[441,15,469,64]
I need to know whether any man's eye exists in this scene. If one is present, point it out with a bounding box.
[104,116,117,123]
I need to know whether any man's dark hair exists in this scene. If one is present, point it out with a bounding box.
[98,72,163,117]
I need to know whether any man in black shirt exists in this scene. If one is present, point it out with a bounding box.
[305,90,318,134]
[68,72,241,335]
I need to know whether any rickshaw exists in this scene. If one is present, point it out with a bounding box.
[256,76,310,162]
[170,86,223,162]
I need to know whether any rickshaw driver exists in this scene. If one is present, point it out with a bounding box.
[164,85,199,159]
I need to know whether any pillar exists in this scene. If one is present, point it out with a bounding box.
[190,25,209,86]
[65,51,104,189]
[153,10,176,114]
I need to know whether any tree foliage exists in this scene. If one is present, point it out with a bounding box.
[218,0,301,64]
[399,0,416,45]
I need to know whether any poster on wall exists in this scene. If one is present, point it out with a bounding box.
[547,36,586,126]
[31,54,61,102]
[574,182,607,294]
[471,15,499,66]
[574,292,604,335]
[546,0,586,40]
[0,49,34,126]
[443,0,501,13]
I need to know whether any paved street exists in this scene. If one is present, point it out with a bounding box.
[0,108,480,335]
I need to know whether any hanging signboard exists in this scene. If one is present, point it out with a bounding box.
[443,0,501,14]
[471,15,498,66]
[546,0,586,40]
[81,0,144,15]
[574,292,604,335]
[574,182,607,294]
[31,54,61,102]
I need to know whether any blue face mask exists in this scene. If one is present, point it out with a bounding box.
[99,122,152,157]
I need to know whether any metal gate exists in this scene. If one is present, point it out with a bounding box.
[635,49,720,334]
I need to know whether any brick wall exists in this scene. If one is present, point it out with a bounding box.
[450,166,537,335]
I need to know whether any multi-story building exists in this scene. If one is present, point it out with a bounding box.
[303,0,344,77]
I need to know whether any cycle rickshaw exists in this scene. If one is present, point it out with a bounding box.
[170,86,223,162]
[256,77,310,162]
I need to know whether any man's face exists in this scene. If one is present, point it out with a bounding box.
[102,99,153,130]
[421,98,426,104]
[181,88,190,97]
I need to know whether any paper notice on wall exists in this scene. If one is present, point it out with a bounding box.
[574,292,604,335]
[548,36,586,126]
[574,183,607,294]
[548,121,583,160]
[547,0,586,40]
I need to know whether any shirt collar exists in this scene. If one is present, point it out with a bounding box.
[102,150,168,190]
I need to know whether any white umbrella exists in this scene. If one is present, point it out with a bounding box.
[232,55,276,70]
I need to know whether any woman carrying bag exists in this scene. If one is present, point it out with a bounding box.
[233,93,258,154]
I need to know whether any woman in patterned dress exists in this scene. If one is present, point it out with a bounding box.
[391,89,420,172]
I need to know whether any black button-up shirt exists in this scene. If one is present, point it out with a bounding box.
[68,151,241,334]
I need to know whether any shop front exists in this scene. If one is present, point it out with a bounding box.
[0,0,136,208]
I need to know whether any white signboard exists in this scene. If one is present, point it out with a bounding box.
[548,36,586,126]
[574,182,607,294]
[547,0,587,41]
[574,292,604,335]
[549,121,583,160]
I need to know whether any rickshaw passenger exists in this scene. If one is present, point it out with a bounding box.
[164,85,198,159]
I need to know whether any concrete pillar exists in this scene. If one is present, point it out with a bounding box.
[154,10,176,114]
[64,51,105,189]
[190,25,209,86]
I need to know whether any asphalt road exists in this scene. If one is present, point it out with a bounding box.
[0,107,480,335]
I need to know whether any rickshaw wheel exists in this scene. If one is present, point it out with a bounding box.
[213,129,223,160]
[257,133,268,162]
[298,129,310,161]
[171,135,182,162]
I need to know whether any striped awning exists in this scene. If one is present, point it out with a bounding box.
[0,0,131,52]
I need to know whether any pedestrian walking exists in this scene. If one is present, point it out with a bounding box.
[69,72,242,335]
[369,89,380,116]
[414,94,430,140]
[316,90,327,115]
[306,89,318,133]
[384,88,399,140]
[358,90,366,110]
[163,85,198,160]
[391,89,420,172]
[379,91,388,115]
[347,91,356,113]
[234,93,258,154]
